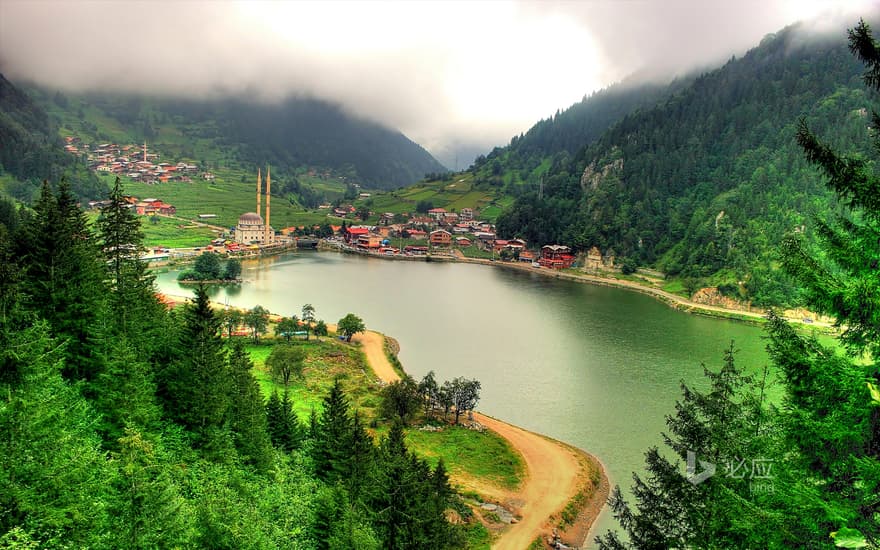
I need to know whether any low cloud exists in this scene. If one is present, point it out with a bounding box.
[0,0,873,166]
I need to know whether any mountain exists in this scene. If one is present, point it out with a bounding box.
[0,73,103,200]
[24,88,445,191]
[355,76,686,222]
[492,22,874,306]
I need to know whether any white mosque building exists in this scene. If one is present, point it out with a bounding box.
[235,167,276,245]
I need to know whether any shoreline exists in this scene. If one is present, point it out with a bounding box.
[349,329,609,549]
[161,287,611,548]
[322,243,833,330]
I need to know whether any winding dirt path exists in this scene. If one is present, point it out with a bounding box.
[350,328,592,549]
[350,329,401,383]
[156,295,605,547]
[473,413,582,550]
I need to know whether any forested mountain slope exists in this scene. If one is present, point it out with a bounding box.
[494,23,875,305]
[25,87,445,190]
[0,74,104,200]
[477,77,684,181]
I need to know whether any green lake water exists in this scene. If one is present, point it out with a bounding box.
[155,251,774,545]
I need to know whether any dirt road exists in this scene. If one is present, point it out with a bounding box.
[350,329,401,383]
[351,328,592,549]
[474,413,582,550]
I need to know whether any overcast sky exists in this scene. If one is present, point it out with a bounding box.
[0,0,874,167]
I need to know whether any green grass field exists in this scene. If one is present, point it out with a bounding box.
[140,216,218,248]
[246,339,383,422]
[242,337,524,496]
[404,425,524,491]
[356,173,509,223]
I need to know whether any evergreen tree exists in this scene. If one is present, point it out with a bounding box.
[266,389,305,452]
[17,179,106,381]
[312,379,353,483]
[96,177,164,350]
[347,412,375,503]
[159,286,232,453]
[0,323,111,547]
[110,428,193,549]
[777,18,880,545]
[94,337,161,446]
[596,347,788,549]
[227,340,273,471]
[313,484,379,550]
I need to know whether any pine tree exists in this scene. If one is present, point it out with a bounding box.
[312,379,353,483]
[266,389,305,451]
[110,428,192,549]
[96,177,164,351]
[227,340,273,471]
[17,179,106,381]
[778,18,880,546]
[347,412,375,502]
[0,323,111,546]
[266,390,284,446]
[596,347,791,548]
[94,337,161,446]
[158,285,232,452]
[279,389,305,450]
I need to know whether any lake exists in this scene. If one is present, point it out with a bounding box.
[155,251,771,545]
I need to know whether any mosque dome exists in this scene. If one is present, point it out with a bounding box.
[238,212,264,226]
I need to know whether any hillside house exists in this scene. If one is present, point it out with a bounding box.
[356,233,383,251]
[429,229,452,248]
[539,245,575,269]
[343,226,371,244]
[460,208,474,221]
[427,207,447,221]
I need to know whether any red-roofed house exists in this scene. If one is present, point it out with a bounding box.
[539,245,575,269]
[429,229,452,248]
[344,226,370,244]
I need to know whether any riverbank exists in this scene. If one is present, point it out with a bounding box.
[326,242,832,330]
[348,328,609,549]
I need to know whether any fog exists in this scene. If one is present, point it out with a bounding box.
[0,0,873,166]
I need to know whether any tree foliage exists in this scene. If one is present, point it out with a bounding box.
[266,344,307,387]
[380,375,422,426]
[337,313,366,342]
[598,20,880,549]
[493,24,872,307]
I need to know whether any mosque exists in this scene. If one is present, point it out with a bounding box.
[234,167,276,245]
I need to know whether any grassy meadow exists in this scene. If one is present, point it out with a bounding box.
[353,173,512,223]
[243,336,524,497]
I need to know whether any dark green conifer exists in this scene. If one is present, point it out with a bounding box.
[227,340,273,471]
[159,285,231,452]
[17,179,106,381]
[0,323,111,546]
[312,378,353,483]
[96,177,164,351]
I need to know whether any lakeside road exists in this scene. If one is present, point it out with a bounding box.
[348,328,604,549]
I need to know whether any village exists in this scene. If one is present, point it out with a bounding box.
[70,150,616,272]
[64,137,210,184]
